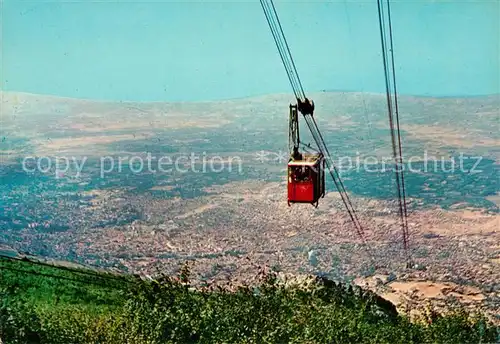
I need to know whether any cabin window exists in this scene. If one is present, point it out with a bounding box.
[292,166,310,182]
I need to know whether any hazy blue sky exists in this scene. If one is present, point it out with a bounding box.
[2,0,499,101]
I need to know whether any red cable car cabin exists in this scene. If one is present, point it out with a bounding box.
[287,153,325,207]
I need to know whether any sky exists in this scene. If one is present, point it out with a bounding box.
[2,0,499,102]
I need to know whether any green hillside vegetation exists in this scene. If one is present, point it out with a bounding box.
[0,257,498,344]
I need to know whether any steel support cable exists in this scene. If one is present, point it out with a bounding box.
[306,117,353,210]
[380,3,409,253]
[268,0,307,100]
[260,0,295,95]
[0,254,130,284]
[263,0,302,99]
[376,0,410,263]
[261,0,297,94]
[260,0,306,101]
[260,0,301,99]
[377,0,405,245]
[0,265,125,288]
[304,115,365,238]
[386,0,410,246]
[303,115,374,261]
[381,1,409,255]
[310,115,362,221]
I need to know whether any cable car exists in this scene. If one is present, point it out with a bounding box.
[286,104,326,207]
[287,153,325,207]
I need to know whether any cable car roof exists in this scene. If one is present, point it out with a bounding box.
[288,160,321,167]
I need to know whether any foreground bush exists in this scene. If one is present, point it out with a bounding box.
[0,259,498,343]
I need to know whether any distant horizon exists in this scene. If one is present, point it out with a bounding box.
[2,88,499,104]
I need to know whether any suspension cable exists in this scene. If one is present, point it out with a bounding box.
[386,0,410,243]
[268,0,307,100]
[376,0,411,266]
[303,115,377,264]
[260,0,302,99]
[0,254,134,286]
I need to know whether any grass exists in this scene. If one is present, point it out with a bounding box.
[0,256,498,344]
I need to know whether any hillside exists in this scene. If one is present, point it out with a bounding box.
[1,255,498,344]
